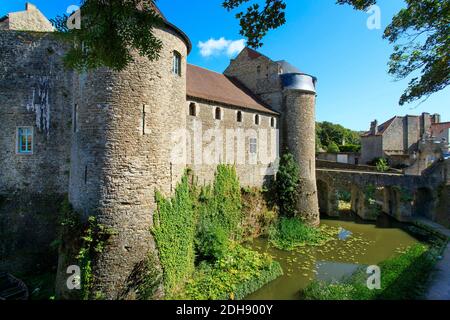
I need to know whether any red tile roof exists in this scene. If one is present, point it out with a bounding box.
[361,116,396,137]
[187,64,278,115]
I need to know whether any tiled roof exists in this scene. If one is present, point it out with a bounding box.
[361,116,396,137]
[187,64,278,115]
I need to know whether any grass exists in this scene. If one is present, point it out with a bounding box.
[175,243,282,300]
[302,243,442,300]
[268,217,338,251]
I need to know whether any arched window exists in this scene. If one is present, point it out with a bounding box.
[172,51,181,76]
[254,114,260,125]
[237,111,243,123]
[215,107,222,120]
[271,117,276,128]
[189,103,197,116]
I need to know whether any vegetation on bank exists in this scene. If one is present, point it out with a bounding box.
[152,165,283,300]
[268,217,338,251]
[302,226,449,300]
[179,243,282,300]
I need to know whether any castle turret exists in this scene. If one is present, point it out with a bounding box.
[64,22,191,298]
[225,49,320,226]
[281,73,320,226]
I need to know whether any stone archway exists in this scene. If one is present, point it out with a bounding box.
[317,180,330,216]
[414,188,436,220]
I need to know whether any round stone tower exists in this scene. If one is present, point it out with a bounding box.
[281,73,320,226]
[65,23,191,299]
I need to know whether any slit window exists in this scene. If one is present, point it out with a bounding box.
[254,114,260,125]
[73,104,78,133]
[17,127,33,154]
[271,117,276,128]
[172,51,182,76]
[189,103,197,117]
[215,107,222,120]
[237,111,243,123]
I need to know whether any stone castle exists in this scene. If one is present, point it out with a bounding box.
[0,4,319,298]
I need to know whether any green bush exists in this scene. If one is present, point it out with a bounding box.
[275,153,300,217]
[152,173,197,297]
[339,144,361,153]
[180,243,283,300]
[376,158,390,172]
[269,217,336,250]
[327,142,340,153]
[195,222,229,262]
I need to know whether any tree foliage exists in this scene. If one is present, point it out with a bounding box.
[225,0,450,104]
[51,0,163,71]
[222,0,287,48]
[316,121,361,153]
[275,153,300,217]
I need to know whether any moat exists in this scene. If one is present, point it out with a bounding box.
[245,215,420,300]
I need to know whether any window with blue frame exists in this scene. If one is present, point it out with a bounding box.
[17,127,33,154]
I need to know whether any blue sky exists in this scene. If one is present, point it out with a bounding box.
[1,0,448,131]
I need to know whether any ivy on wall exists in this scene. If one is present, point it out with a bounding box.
[198,165,243,241]
[152,174,197,297]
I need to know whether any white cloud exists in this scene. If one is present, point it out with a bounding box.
[198,37,246,58]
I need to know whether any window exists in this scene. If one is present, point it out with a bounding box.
[189,103,197,117]
[271,117,276,128]
[17,127,33,154]
[237,111,243,123]
[254,114,260,125]
[172,51,181,76]
[257,65,261,75]
[249,138,257,154]
[215,107,222,120]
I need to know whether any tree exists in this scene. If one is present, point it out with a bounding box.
[275,153,300,217]
[327,141,340,153]
[223,0,450,105]
[51,0,163,71]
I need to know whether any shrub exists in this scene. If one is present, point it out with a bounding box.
[195,223,229,262]
[338,144,361,153]
[327,142,340,153]
[180,243,283,300]
[275,153,300,217]
[376,158,390,172]
[269,217,336,250]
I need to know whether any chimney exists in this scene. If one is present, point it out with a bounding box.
[421,112,431,136]
[432,113,441,124]
[25,3,37,11]
[370,120,378,135]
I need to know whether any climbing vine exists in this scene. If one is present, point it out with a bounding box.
[274,153,300,217]
[152,173,197,297]
[77,216,113,300]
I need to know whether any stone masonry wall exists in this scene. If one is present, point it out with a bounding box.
[186,97,279,188]
[0,30,72,273]
[64,26,189,299]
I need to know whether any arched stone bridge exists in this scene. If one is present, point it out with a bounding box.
[315,160,447,221]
